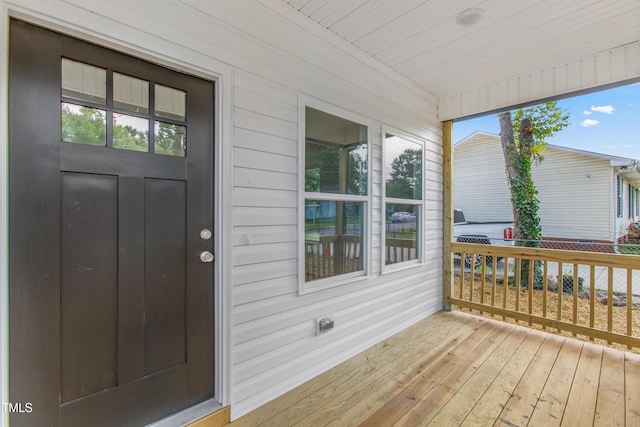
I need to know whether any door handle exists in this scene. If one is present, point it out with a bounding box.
[200,251,214,263]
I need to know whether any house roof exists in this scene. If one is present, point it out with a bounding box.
[271,1,640,104]
[455,131,640,185]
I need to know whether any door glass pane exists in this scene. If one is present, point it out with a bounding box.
[113,113,149,152]
[154,121,186,157]
[305,200,364,281]
[385,203,419,265]
[113,73,149,113]
[155,84,186,121]
[61,102,106,146]
[61,59,107,105]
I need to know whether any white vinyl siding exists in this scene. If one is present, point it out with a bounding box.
[454,133,626,243]
[453,133,512,222]
[532,151,612,241]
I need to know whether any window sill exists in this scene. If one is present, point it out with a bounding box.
[299,271,368,295]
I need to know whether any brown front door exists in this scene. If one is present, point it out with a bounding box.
[9,20,215,427]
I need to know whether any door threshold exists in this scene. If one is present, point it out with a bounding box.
[147,399,226,427]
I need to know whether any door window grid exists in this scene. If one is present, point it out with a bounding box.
[60,58,187,157]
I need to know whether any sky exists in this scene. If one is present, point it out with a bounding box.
[453,82,640,160]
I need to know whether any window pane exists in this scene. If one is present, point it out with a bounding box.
[305,200,364,282]
[385,203,419,265]
[154,121,186,157]
[385,134,423,200]
[155,84,186,121]
[61,102,106,146]
[113,73,149,113]
[61,59,106,105]
[113,113,149,152]
[305,107,367,195]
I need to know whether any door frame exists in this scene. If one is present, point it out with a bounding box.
[0,9,233,426]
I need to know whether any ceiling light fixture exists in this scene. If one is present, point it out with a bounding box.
[456,8,484,26]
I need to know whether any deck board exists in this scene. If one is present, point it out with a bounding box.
[228,311,639,427]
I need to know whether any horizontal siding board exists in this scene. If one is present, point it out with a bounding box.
[233,225,298,246]
[234,259,298,286]
[234,276,297,306]
[234,86,298,124]
[234,168,297,191]
[234,127,297,157]
[234,187,297,208]
[233,242,297,267]
[234,108,298,140]
[233,206,297,227]
[233,147,297,173]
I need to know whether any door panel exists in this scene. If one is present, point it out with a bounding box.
[9,19,215,427]
[61,172,119,402]
[144,178,187,374]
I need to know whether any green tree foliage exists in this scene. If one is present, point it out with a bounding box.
[62,104,106,146]
[498,101,569,286]
[386,148,422,199]
[305,142,367,195]
[62,104,185,156]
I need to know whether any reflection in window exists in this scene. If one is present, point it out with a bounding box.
[113,73,149,113]
[305,200,364,282]
[385,203,419,265]
[61,102,106,146]
[61,59,107,105]
[385,135,422,200]
[113,113,149,152]
[155,84,186,121]
[303,106,368,285]
[305,107,367,196]
[384,133,424,267]
[154,121,186,157]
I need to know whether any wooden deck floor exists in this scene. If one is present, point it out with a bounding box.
[229,310,640,426]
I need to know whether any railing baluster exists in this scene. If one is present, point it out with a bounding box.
[572,263,579,337]
[628,268,633,350]
[515,258,521,321]
[491,256,497,312]
[480,255,486,306]
[589,265,595,341]
[557,261,563,333]
[607,267,613,344]
[502,256,508,320]
[528,259,534,326]
[542,261,548,329]
[469,253,475,302]
[459,253,466,299]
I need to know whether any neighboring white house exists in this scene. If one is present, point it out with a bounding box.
[1,2,639,427]
[454,131,640,243]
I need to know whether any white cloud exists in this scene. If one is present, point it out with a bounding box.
[591,105,615,114]
[583,110,592,115]
[580,119,600,127]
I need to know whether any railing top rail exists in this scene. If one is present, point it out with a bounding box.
[451,241,640,269]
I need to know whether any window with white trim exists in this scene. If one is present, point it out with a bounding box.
[302,106,368,288]
[383,131,424,268]
[617,176,623,218]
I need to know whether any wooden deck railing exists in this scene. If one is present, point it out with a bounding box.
[449,242,640,349]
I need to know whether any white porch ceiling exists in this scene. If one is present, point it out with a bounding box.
[278,0,640,101]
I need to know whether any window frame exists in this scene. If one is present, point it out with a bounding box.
[381,127,425,273]
[298,98,373,294]
[617,175,624,218]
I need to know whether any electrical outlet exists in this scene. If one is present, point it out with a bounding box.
[316,316,334,335]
